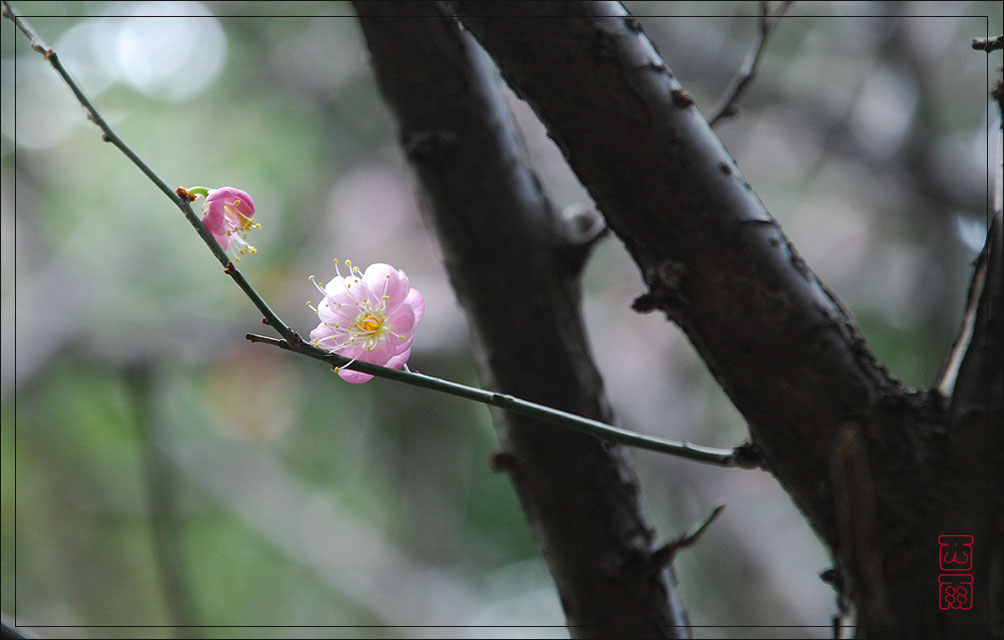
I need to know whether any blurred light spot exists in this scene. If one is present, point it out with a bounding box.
[104,2,226,102]
[905,15,964,65]
[850,66,917,160]
[329,167,415,253]
[953,212,988,253]
[3,58,81,149]
[741,108,826,183]
[55,21,117,97]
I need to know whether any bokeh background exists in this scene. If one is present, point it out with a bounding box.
[2,1,1001,637]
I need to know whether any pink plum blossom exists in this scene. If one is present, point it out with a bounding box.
[308,259,425,384]
[200,187,260,260]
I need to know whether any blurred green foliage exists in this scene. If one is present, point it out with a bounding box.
[2,1,1001,638]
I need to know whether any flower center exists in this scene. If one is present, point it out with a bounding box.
[226,202,257,232]
[359,314,382,334]
[307,260,413,364]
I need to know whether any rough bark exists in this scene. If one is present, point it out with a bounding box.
[937,208,1003,638]
[355,3,690,637]
[449,2,1003,637]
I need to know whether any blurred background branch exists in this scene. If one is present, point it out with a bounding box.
[127,363,196,634]
[708,0,793,127]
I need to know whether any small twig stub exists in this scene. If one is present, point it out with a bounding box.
[971,35,1003,52]
[648,504,726,570]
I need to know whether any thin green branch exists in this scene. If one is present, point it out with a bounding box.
[245,334,752,468]
[1,0,294,342]
[5,0,755,469]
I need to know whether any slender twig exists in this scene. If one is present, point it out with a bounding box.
[647,504,726,570]
[1,0,295,343]
[708,0,793,127]
[246,334,751,467]
[5,0,755,469]
[938,109,1002,395]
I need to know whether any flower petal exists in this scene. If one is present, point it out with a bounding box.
[202,201,224,232]
[384,347,412,371]
[310,260,423,384]
[201,187,257,255]
[321,296,362,326]
[359,338,398,366]
[364,263,410,307]
[404,288,425,324]
[212,228,232,250]
[207,187,255,214]
[333,343,366,361]
[315,297,340,324]
[337,369,374,384]
[309,322,331,341]
[396,332,416,353]
[386,304,416,336]
[323,275,351,300]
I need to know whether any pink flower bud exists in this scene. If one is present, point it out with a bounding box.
[308,259,425,384]
[200,187,260,260]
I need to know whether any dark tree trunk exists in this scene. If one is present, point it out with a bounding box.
[443,2,1003,638]
[355,2,691,637]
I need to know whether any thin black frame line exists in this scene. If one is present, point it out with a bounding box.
[6,3,999,632]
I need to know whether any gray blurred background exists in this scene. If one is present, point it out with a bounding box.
[2,1,1001,637]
